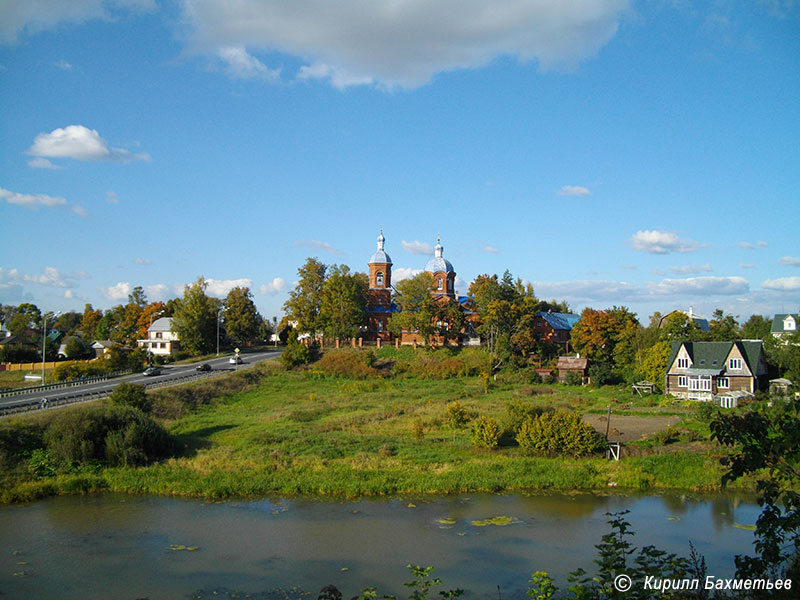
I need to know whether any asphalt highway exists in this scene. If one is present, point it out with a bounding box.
[0,350,282,414]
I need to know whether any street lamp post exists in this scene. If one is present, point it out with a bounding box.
[41,311,61,385]
[217,308,224,356]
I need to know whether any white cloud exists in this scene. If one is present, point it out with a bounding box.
[646,276,749,296]
[54,59,72,70]
[761,276,800,291]
[484,245,500,254]
[392,267,424,282]
[402,240,434,255]
[100,281,132,301]
[738,241,769,249]
[134,258,152,265]
[145,284,171,301]
[181,0,629,89]
[557,185,591,196]
[259,277,287,295]
[294,239,344,255]
[27,157,62,169]
[629,230,699,254]
[0,0,156,44]
[217,46,280,80]
[106,191,120,204]
[297,62,373,89]
[0,187,67,209]
[739,263,756,269]
[206,278,253,297]
[70,204,89,217]
[620,265,638,270]
[779,256,800,267]
[534,280,641,302]
[669,263,712,275]
[28,125,151,163]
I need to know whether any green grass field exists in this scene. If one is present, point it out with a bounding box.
[1,352,753,502]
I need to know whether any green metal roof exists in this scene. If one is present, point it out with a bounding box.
[667,340,764,374]
[771,314,798,333]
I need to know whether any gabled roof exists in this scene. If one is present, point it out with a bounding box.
[771,314,798,333]
[667,340,765,375]
[535,312,581,331]
[148,317,174,332]
[557,356,588,370]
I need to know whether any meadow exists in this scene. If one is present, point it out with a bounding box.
[0,348,754,502]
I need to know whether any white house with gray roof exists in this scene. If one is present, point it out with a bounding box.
[137,317,180,356]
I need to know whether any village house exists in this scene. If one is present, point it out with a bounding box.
[532,311,581,351]
[665,340,768,408]
[771,313,799,341]
[136,317,180,356]
[556,355,588,383]
[658,307,710,332]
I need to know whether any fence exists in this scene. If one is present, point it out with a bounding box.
[0,370,132,399]
[1,361,58,372]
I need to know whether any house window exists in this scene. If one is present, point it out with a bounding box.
[155,332,162,339]
[689,376,711,391]
[720,396,735,409]
[729,358,742,370]
[678,376,687,388]
[717,377,730,389]
[377,320,383,332]
[160,342,166,349]
[437,278,443,290]
[677,358,690,369]
[376,272,384,287]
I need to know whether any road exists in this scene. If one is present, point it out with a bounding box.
[0,350,281,416]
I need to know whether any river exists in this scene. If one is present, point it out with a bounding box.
[1,492,760,599]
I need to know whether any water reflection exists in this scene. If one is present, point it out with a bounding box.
[0,492,759,600]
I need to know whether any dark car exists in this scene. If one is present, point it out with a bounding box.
[142,366,162,376]
[195,363,212,372]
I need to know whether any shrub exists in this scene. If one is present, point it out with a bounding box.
[411,420,425,441]
[471,415,501,450]
[109,382,152,413]
[0,422,43,471]
[516,410,608,457]
[281,337,312,368]
[503,400,549,437]
[565,370,584,386]
[43,405,174,468]
[316,350,379,378]
[445,400,470,430]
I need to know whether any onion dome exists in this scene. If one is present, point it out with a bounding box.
[369,229,392,264]
[425,237,454,273]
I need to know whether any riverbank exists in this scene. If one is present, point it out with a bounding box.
[0,355,756,503]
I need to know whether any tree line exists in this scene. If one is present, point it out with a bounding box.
[0,277,272,362]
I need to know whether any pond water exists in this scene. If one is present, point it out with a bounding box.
[1,492,760,600]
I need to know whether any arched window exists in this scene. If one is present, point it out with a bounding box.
[447,278,453,291]
[437,278,443,290]
[376,272,384,287]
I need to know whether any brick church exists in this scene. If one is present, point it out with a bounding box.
[365,231,478,345]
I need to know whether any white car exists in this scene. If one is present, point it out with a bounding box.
[229,355,243,364]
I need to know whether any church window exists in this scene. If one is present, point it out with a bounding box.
[376,272,384,286]
[437,278,443,290]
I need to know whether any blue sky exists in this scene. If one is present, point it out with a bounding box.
[1,0,798,325]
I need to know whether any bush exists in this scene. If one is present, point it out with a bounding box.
[316,350,379,378]
[281,337,312,369]
[445,400,471,430]
[516,410,608,457]
[588,363,620,386]
[565,370,584,386]
[503,400,549,437]
[109,382,152,413]
[471,415,501,449]
[0,422,43,471]
[43,405,174,468]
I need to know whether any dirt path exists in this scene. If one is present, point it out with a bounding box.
[584,413,682,443]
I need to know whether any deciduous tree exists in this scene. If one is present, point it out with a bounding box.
[283,258,327,339]
[172,277,217,355]
[224,286,261,345]
[319,265,368,340]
